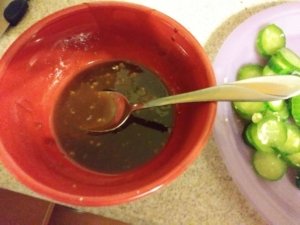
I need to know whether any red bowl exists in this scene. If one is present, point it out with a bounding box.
[0,2,216,206]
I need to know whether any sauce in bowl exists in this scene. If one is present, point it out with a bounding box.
[52,61,174,173]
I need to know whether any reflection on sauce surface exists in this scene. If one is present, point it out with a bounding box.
[52,61,174,173]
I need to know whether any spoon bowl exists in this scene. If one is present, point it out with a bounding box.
[80,91,133,132]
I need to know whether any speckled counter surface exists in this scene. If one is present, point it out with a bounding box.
[0,0,286,224]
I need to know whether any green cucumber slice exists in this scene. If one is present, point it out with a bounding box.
[286,152,300,168]
[256,24,286,57]
[262,65,277,76]
[237,64,263,80]
[265,101,290,121]
[252,112,263,124]
[244,123,256,148]
[291,95,300,126]
[273,107,290,121]
[268,54,294,74]
[267,100,285,111]
[277,124,300,155]
[247,123,274,153]
[277,48,300,71]
[233,102,267,120]
[256,116,287,148]
[268,48,300,74]
[253,151,287,181]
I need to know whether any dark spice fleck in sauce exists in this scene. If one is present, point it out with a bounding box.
[52,61,174,173]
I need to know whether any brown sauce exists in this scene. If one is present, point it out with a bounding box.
[52,61,174,173]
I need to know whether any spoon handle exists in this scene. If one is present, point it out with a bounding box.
[142,75,300,109]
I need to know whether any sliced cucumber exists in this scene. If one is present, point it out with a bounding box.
[243,123,256,148]
[268,48,300,74]
[253,151,287,181]
[262,65,277,76]
[265,101,290,121]
[234,23,300,184]
[267,100,285,112]
[277,124,300,155]
[277,48,300,71]
[272,107,290,121]
[286,152,300,168]
[233,101,267,120]
[268,54,294,74]
[251,112,263,124]
[256,116,287,148]
[291,95,300,126]
[256,24,286,57]
[247,123,274,153]
[237,64,263,80]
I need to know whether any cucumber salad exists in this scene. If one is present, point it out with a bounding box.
[233,24,300,187]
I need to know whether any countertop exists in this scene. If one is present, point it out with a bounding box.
[0,0,286,224]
